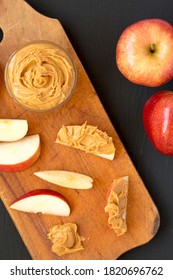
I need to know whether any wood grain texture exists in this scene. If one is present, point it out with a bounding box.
[0,0,160,260]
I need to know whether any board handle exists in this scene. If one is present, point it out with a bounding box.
[0,0,69,70]
[0,0,31,30]
[0,0,39,68]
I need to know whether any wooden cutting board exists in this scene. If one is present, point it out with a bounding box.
[0,0,160,260]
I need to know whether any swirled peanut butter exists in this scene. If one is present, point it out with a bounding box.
[56,122,115,160]
[5,42,76,111]
[105,176,129,236]
[47,223,85,257]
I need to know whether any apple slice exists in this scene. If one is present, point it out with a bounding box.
[0,119,28,141]
[34,170,93,189]
[0,134,40,172]
[10,189,70,216]
[105,176,129,236]
[55,122,116,160]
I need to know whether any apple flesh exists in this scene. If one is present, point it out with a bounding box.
[0,119,28,141]
[0,134,40,172]
[116,19,173,87]
[10,189,70,216]
[34,170,93,189]
[143,90,173,155]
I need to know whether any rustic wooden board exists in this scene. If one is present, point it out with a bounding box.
[0,0,160,260]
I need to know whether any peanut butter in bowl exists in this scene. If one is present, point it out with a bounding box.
[4,41,77,112]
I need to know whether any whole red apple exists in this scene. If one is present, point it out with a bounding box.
[116,19,173,87]
[143,90,173,155]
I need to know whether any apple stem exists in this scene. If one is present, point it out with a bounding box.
[150,44,156,53]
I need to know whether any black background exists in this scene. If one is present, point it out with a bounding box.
[0,0,173,260]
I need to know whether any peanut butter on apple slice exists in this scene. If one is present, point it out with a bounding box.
[105,176,129,236]
[55,122,115,160]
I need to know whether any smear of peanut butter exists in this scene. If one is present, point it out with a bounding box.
[47,223,85,257]
[6,42,76,110]
[56,122,115,160]
[105,176,129,236]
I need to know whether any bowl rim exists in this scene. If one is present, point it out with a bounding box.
[4,40,77,113]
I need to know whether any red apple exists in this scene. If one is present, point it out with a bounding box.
[0,134,40,171]
[10,189,70,216]
[143,90,173,155]
[116,19,173,87]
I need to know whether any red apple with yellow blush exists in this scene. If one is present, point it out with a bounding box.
[116,19,173,87]
[143,90,173,155]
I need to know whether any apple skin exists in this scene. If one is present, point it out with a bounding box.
[10,189,68,205]
[106,181,114,203]
[143,90,173,155]
[116,19,173,87]
[10,189,70,216]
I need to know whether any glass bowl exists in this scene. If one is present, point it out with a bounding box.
[4,41,77,112]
